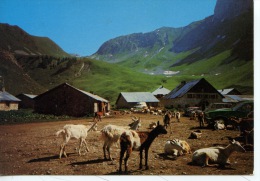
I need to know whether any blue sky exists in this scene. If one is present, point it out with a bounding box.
[0,0,217,56]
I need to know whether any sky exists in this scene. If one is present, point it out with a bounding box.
[0,0,217,56]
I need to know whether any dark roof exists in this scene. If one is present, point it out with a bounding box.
[16,93,37,99]
[0,91,21,102]
[119,92,159,103]
[35,83,109,102]
[164,78,224,99]
[164,79,201,99]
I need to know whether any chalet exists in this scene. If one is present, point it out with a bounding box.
[152,85,170,99]
[0,91,21,111]
[116,92,159,109]
[34,83,109,117]
[218,88,242,95]
[16,93,37,109]
[162,78,224,110]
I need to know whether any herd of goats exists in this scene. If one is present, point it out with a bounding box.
[54,110,253,174]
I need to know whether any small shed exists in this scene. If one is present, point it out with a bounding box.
[116,92,159,109]
[0,91,21,111]
[16,93,37,109]
[152,85,170,99]
[218,88,242,95]
[34,83,109,117]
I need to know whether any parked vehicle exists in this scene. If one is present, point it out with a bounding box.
[204,102,233,112]
[205,101,254,127]
[184,107,201,117]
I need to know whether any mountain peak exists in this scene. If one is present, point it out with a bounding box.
[214,0,253,21]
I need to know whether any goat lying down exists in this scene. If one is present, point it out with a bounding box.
[56,122,97,158]
[164,139,192,156]
[192,139,245,167]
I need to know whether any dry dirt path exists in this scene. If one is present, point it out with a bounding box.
[0,114,254,176]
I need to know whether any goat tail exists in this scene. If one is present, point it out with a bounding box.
[55,129,65,137]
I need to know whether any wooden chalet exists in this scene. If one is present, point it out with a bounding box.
[162,78,224,110]
[34,83,109,117]
[116,92,159,109]
[0,91,21,111]
[16,93,37,109]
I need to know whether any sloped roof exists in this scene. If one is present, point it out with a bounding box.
[164,78,223,99]
[35,83,109,103]
[17,93,37,99]
[120,92,159,103]
[0,91,21,102]
[152,86,170,95]
[164,79,201,99]
[222,95,254,102]
[218,88,235,95]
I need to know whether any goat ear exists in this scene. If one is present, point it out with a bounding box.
[231,139,236,144]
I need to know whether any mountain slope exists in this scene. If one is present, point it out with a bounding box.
[0,23,69,57]
[91,0,253,94]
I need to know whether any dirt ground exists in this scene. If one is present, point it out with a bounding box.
[0,113,254,176]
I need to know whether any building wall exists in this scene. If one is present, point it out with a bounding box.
[17,95,35,109]
[162,93,223,109]
[34,85,100,117]
[0,102,19,111]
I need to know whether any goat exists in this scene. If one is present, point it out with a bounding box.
[164,139,184,156]
[190,111,197,120]
[192,139,246,167]
[189,130,202,139]
[214,120,226,130]
[119,121,167,173]
[163,111,172,129]
[197,111,205,128]
[56,121,98,159]
[176,112,181,122]
[101,117,141,160]
[149,121,157,129]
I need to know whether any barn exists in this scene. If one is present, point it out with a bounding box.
[34,83,109,117]
[16,93,37,109]
[116,92,159,109]
[162,78,224,110]
[0,91,21,111]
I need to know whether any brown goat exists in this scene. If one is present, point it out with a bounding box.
[119,121,167,173]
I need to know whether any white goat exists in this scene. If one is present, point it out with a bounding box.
[192,139,246,167]
[164,139,191,156]
[214,120,226,130]
[101,118,141,160]
[56,122,98,159]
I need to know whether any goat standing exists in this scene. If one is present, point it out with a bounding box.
[119,121,167,173]
[56,121,97,158]
[163,111,172,129]
[101,117,141,160]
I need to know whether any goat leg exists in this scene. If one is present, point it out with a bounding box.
[139,149,143,169]
[119,148,125,173]
[103,144,107,160]
[145,148,149,170]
